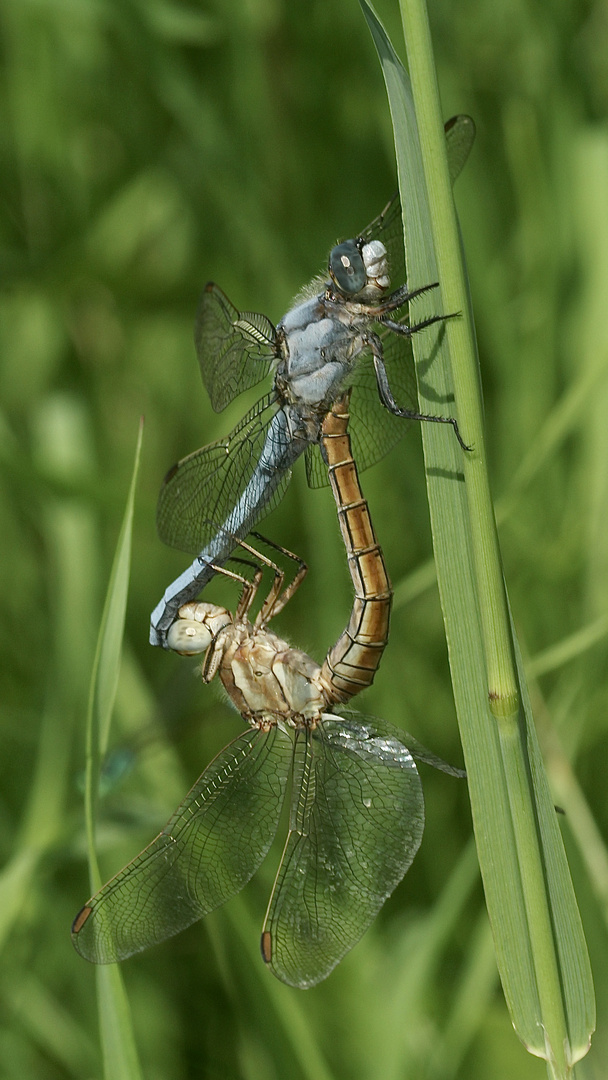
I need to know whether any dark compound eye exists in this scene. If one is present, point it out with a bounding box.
[328,240,367,295]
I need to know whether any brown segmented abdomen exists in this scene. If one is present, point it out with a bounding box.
[319,394,392,704]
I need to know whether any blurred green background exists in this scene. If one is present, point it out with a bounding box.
[1,0,608,1077]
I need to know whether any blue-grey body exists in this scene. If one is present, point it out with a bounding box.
[151,408,307,642]
[150,295,376,643]
[150,116,476,647]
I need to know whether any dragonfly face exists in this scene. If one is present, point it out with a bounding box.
[150,116,476,646]
[328,237,390,297]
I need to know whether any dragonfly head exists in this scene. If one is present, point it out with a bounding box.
[328,238,390,298]
[328,240,366,295]
[166,602,232,655]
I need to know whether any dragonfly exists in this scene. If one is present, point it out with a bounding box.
[150,115,475,648]
[73,397,464,988]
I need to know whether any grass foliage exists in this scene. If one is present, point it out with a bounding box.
[1,0,607,1077]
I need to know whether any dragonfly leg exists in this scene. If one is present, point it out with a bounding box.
[202,560,264,622]
[380,311,459,336]
[229,538,285,628]
[233,567,264,622]
[225,535,306,629]
[374,279,440,314]
[364,330,471,452]
[345,280,439,318]
[249,533,308,622]
[201,628,231,682]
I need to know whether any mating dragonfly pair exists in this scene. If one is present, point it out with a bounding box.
[72,116,473,988]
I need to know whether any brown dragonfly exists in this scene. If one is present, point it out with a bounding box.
[72,396,463,988]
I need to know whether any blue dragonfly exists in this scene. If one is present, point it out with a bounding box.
[150,115,475,647]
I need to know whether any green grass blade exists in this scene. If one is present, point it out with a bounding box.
[81,418,144,1080]
[95,965,144,1080]
[83,416,144,888]
[360,2,595,1072]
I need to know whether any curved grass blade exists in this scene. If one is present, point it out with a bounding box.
[80,418,144,1080]
[360,2,595,1072]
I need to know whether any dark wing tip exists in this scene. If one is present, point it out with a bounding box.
[260,930,272,964]
[161,461,180,486]
[71,904,93,936]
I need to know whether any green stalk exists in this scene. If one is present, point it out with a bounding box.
[361,2,595,1074]
[80,419,144,1080]
[398,0,569,1070]
[399,8,518,717]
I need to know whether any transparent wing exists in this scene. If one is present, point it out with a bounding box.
[156,394,291,554]
[337,707,467,778]
[195,283,278,413]
[358,191,407,290]
[72,725,293,964]
[304,116,475,489]
[445,113,476,185]
[354,116,475,289]
[261,714,425,989]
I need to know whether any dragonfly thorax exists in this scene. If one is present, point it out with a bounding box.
[277,298,364,409]
[221,630,325,727]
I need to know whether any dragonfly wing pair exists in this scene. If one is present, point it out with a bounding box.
[72,714,424,990]
[195,282,278,413]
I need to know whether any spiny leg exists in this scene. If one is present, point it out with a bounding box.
[228,536,285,628]
[220,533,306,629]
[195,521,286,624]
[249,533,308,623]
[364,329,471,451]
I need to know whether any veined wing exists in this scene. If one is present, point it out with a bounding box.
[261,714,424,989]
[337,707,467,778]
[72,725,292,964]
[445,113,476,185]
[355,115,476,288]
[157,394,288,554]
[195,283,278,413]
[304,115,475,488]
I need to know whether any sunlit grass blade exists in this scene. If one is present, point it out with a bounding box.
[360,2,595,1073]
[81,418,144,1080]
